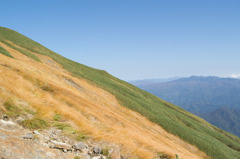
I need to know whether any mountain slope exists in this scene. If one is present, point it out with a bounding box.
[0,27,240,159]
[198,107,240,137]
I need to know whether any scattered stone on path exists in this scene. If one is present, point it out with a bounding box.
[73,141,87,151]
[33,130,40,135]
[92,155,106,159]
[2,114,9,121]
[15,116,25,123]
[93,146,102,154]
[49,140,72,151]
[22,132,34,139]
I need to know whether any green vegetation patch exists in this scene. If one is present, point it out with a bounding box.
[157,152,171,159]
[76,132,87,141]
[1,26,240,159]
[3,100,22,117]
[0,46,13,57]
[53,113,62,121]
[1,40,40,62]
[52,122,76,134]
[20,118,48,130]
[102,147,109,156]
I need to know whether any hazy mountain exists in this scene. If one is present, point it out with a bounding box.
[198,107,240,137]
[134,76,240,113]
[132,76,240,137]
[128,77,180,86]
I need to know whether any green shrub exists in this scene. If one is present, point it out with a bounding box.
[53,113,62,121]
[102,147,109,156]
[3,100,21,117]
[0,46,13,57]
[1,40,40,62]
[52,122,76,134]
[176,154,179,159]
[76,132,87,141]
[157,153,170,159]
[20,118,48,130]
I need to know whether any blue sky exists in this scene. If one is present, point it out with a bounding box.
[1,0,240,80]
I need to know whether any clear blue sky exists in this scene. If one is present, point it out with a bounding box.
[1,0,240,80]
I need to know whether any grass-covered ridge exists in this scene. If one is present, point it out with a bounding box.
[0,45,13,57]
[0,26,240,159]
[1,40,41,62]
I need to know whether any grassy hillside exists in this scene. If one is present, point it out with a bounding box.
[0,27,240,159]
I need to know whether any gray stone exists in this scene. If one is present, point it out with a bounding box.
[0,133,8,140]
[15,117,24,123]
[33,130,40,135]
[73,141,87,150]
[49,140,72,150]
[22,132,33,139]
[2,114,9,121]
[92,156,106,159]
[93,146,102,154]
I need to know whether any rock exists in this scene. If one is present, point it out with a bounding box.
[44,136,50,143]
[33,130,40,135]
[50,133,58,140]
[2,114,9,121]
[73,141,87,150]
[49,140,72,151]
[22,132,33,139]
[15,116,24,123]
[92,155,106,159]
[0,120,18,132]
[0,133,8,140]
[93,146,102,154]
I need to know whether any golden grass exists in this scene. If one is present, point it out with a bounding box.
[0,42,209,159]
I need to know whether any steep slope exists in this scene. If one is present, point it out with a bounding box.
[0,27,240,159]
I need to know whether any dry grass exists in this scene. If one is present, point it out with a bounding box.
[0,42,209,159]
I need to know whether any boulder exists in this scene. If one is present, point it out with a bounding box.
[49,140,72,150]
[33,130,40,135]
[15,116,24,123]
[2,114,9,121]
[93,146,102,154]
[73,141,87,150]
[22,132,33,139]
[92,156,106,159]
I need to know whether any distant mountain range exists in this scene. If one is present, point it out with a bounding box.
[198,107,240,137]
[130,76,240,137]
[129,77,180,86]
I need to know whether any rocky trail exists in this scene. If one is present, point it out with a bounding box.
[0,115,123,159]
